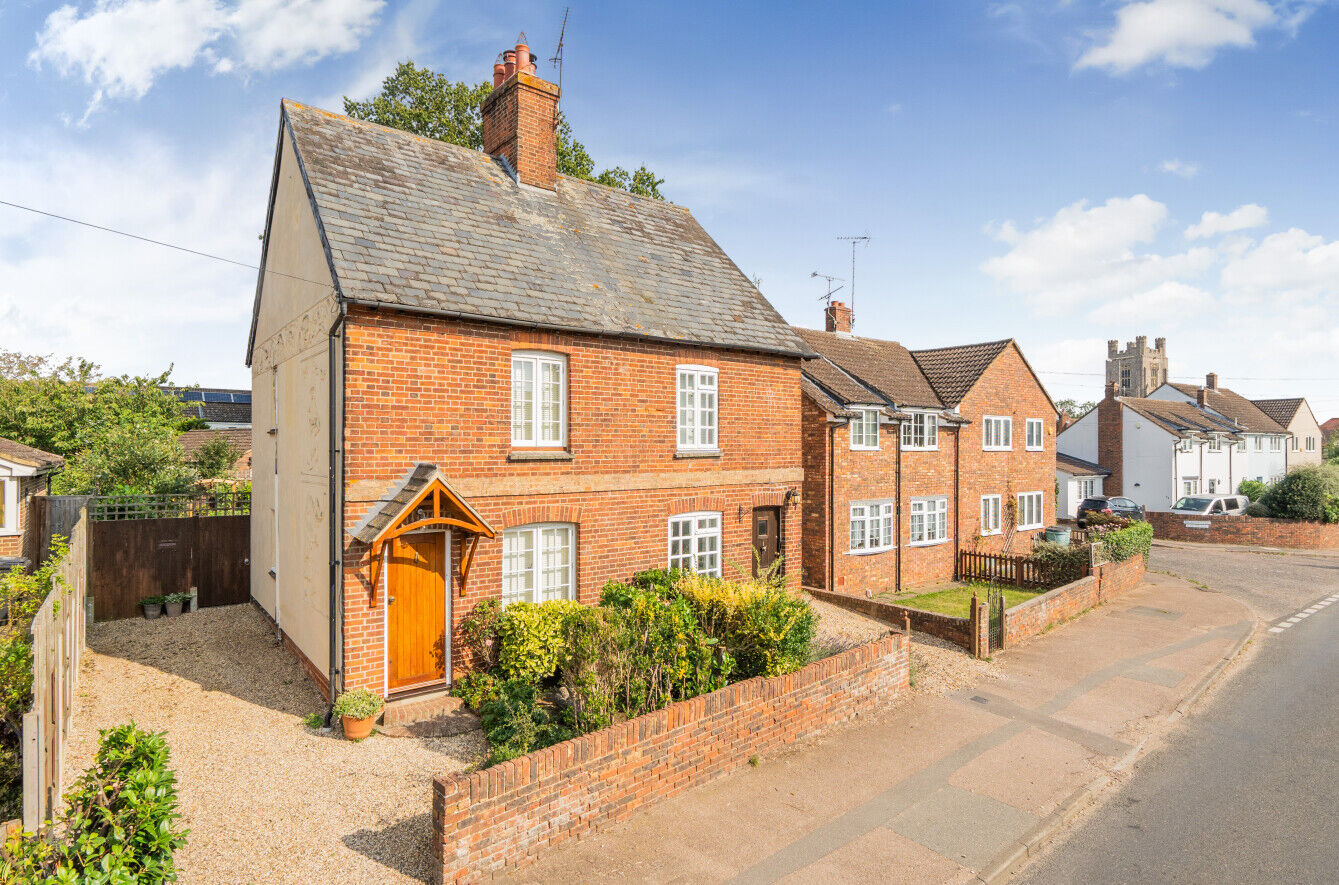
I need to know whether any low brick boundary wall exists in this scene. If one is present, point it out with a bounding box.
[1002,554,1146,648]
[1147,511,1339,550]
[806,587,976,652]
[432,632,910,882]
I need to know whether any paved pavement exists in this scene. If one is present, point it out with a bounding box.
[1019,577,1339,884]
[1150,540,1339,620]
[502,573,1252,884]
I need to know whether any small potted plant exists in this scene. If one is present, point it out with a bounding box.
[140,595,165,619]
[333,688,384,741]
[163,592,190,617]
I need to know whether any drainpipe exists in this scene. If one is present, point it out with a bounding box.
[827,419,837,592]
[952,422,961,580]
[326,302,347,722]
[895,417,903,594]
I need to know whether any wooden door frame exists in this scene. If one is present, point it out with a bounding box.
[752,506,783,577]
[381,529,452,699]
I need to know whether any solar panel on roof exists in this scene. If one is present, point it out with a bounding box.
[181,391,204,401]
[203,392,229,403]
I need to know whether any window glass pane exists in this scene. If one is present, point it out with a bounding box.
[540,361,562,443]
[502,529,536,605]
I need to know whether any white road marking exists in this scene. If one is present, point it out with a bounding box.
[1269,626,1286,633]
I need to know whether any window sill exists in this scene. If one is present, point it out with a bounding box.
[1017,525,1044,532]
[507,450,573,462]
[845,546,896,556]
[908,538,952,548]
[980,529,1002,537]
[850,445,880,452]
[1025,446,1044,453]
[900,446,939,452]
[674,449,722,459]
[0,530,19,537]
[983,447,1013,453]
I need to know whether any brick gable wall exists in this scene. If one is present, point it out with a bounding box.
[339,307,803,695]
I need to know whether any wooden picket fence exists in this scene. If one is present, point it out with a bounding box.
[958,550,1083,590]
[19,510,89,830]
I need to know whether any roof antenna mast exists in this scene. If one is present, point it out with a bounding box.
[549,7,570,96]
[837,234,870,325]
[809,271,845,306]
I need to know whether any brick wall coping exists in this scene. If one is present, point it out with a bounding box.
[1004,576,1096,614]
[432,630,909,881]
[805,587,973,652]
[1147,510,1339,550]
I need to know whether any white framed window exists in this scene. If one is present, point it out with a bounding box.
[980,495,1001,535]
[668,512,721,576]
[850,408,879,450]
[1177,438,1193,453]
[900,411,938,450]
[1307,436,1316,452]
[1269,436,1282,452]
[983,416,1012,451]
[1291,436,1299,451]
[1016,491,1044,530]
[1208,436,1222,452]
[676,366,719,451]
[1078,478,1098,498]
[849,501,895,552]
[0,478,15,535]
[1254,436,1263,451]
[511,352,566,447]
[1183,479,1200,495]
[502,523,575,606]
[909,497,949,545]
[1025,418,1044,451]
[1236,438,1247,452]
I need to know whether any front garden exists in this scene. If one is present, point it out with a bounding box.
[449,566,820,767]
[883,584,1042,618]
[1239,464,1339,523]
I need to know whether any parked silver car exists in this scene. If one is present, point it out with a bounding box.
[1170,495,1249,516]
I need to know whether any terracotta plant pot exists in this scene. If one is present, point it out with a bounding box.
[341,714,377,741]
[164,601,184,617]
[141,602,162,620]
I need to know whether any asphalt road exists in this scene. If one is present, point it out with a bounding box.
[1021,545,1339,884]
[1149,541,1339,620]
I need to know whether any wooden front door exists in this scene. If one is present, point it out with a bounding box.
[752,507,782,577]
[387,531,448,692]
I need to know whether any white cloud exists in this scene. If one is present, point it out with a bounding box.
[981,194,1214,310]
[1075,0,1309,74]
[30,0,384,114]
[1092,280,1215,321]
[0,132,270,386]
[1159,158,1199,178]
[1185,203,1268,238]
[1221,227,1339,296]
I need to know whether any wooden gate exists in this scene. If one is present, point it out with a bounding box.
[86,493,250,621]
[988,586,1005,651]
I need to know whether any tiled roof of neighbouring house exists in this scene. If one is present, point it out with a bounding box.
[1121,397,1243,436]
[1057,452,1111,476]
[909,339,1013,407]
[178,429,252,459]
[1250,397,1305,428]
[793,328,944,410]
[162,387,252,426]
[1168,383,1284,434]
[264,101,810,360]
[1323,418,1339,435]
[0,436,63,471]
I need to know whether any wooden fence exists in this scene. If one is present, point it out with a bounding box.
[958,550,1085,589]
[21,509,88,829]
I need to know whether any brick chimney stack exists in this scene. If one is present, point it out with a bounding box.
[1197,387,1208,407]
[1205,372,1218,391]
[825,300,852,334]
[1098,381,1123,494]
[482,33,559,190]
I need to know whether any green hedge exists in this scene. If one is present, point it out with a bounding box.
[2,724,187,883]
[493,600,584,683]
[1102,521,1153,562]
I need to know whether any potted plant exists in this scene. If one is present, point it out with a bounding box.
[333,688,384,741]
[140,596,165,619]
[163,592,190,617]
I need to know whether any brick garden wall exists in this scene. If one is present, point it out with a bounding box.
[431,631,910,882]
[1147,510,1339,550]
[805,587,975,652]
[1002,554,1146,647]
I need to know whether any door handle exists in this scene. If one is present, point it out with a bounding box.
[388,596,395,605]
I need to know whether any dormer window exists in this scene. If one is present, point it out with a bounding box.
[1207,436,1222,452]
[850,408,879,450]
[901,411,938,450]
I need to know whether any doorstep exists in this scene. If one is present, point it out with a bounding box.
[380,690,480,738]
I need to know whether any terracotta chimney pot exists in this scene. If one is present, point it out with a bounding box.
[503,49,516,78]
[493,60,506,88]
[515,42,531,74]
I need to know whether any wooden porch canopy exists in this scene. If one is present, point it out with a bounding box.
[350,463,496,596]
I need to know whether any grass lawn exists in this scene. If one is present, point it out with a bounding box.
[879,583,1043,619]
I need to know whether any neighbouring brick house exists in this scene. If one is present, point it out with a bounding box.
[799,302,1058,596]
[246,37,809,703]
[0,436,63,568]
[178,428,253,481]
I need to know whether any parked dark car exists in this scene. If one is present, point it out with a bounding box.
[1076,495,1146,526]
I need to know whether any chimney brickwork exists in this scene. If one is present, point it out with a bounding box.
[825,301,852,334]
[1098,381,1123,496]
[482,36,560,190]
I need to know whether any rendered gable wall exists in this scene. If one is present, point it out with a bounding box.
[249,123,339,693]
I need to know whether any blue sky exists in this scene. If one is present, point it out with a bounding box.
[2,0,1337,415]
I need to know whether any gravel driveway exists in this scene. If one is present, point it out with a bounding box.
[64,604,484,885]
[1150,541,1339,619]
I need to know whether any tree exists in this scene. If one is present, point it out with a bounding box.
[345,61,665,200]
[1055,398,1097,419]
[193,436,243,480]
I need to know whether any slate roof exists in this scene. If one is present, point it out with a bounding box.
[793,328,943,409]
[349,463,494,545]
[178,429,252,459]
[1251,397,1305,428]
[910,339,1012,407]
[1168,383,1284,434]
[264,101,809,360]
[1121,398,1242,436]
[1057,452,1111,477]
[0,437,63,471]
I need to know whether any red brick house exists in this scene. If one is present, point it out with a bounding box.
[245,38,809,703]
[799,302,1057,596]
